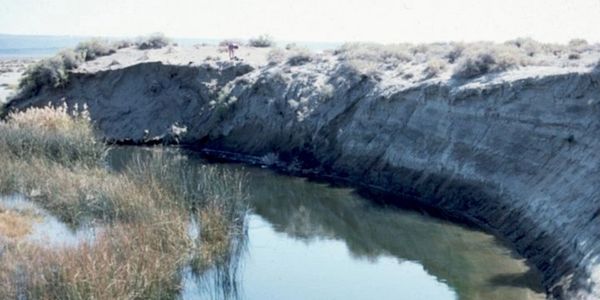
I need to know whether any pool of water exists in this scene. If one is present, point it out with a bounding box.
[108,148,544,300]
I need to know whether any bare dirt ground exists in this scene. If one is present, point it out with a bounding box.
[76,45,271,73]
[0,58,35,104]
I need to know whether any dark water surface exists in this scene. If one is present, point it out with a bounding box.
[108,148,544,300]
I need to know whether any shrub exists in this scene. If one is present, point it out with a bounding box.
[248,34,275,47]
[505,37,542,57]
[568,39,589,53]
[424,58,448,78]
[287,47,313,66]
[568,52,581,60]
[445,43,465,63]
[57,49,84,69]
[335,42,412,64]
[453,44,528,78]
[219,39,245,47]
[112,39,134,49]
[136,33,171,50]
[75,38,116,61]
[267,48,286,65]
[17,57,69,98]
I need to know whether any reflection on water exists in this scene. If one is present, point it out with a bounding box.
[108,148,544,300]
[239,168,544,300]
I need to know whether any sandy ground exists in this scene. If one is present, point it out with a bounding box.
[77,45,271,73]
[0,58,34,104]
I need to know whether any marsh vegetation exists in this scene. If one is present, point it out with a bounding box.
[0,105,247,299]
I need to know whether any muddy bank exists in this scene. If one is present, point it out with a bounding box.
[5,46,600,299]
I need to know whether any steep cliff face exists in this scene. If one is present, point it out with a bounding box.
[5,54,600,299]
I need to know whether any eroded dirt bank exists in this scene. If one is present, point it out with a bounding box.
[5,46,600,299]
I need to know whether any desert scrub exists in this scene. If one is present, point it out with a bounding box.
[0,106,248,299]
[136,33,171,50]
[17,56,71,98]
[287,47,314,66]
[334,42,413,75]
[336,43,412,64]
[423,58,448,78]
[13,34,170,98]
[75,38,117,61]
[452,43,529,78]
[267,48,286,65]
[219,39,245,47]
[248,34,276,47]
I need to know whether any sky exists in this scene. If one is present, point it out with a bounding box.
[1,0,599,43]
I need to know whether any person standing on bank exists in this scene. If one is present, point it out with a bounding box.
[228,42,239,60]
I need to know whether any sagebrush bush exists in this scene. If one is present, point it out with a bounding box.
[57,49,84,69]
[267,48,286,65]
[112,39,134,49]
[248,34,275,47]
[17,57,70,98]
[287,47,314,66]
[219,39,245,47]
[136,33,171,50]
[75,38,116,61]
[453,44,528,78]
[505,37,542,57]
[424,58,448,78]
[568,39,589,53]
[336,43,412,64]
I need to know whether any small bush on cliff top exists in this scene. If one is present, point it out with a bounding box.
[18,57,70,98]
[424,58,448,78]
[287,47,314,66]
[75,38,116,61]
[453,43,528,79]
[136,33,171,50]
[219,39,245,47]
[248,34,276,47]
[267,48,286,65]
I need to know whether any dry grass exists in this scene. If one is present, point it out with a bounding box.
[0,105,248,299]
[0,209,34,240]
[0,215,190,300]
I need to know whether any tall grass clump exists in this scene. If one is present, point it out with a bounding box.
[248,34,275,47]
[0,104,104,167]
